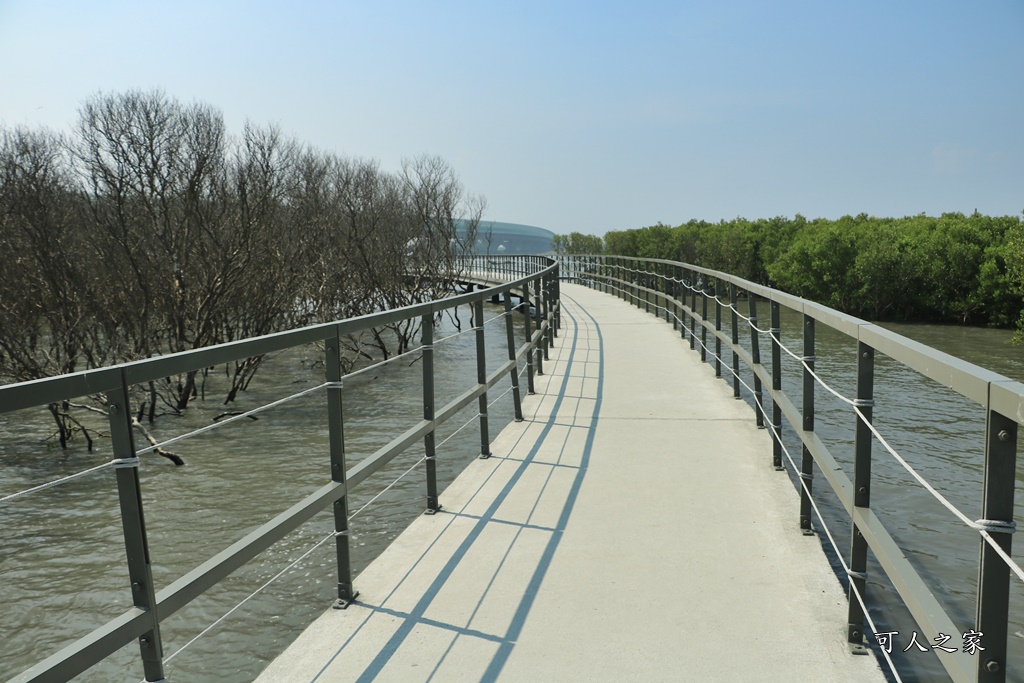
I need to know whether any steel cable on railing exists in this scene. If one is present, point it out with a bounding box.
[140,345,432,457]
[487,373,522,409]
[660,280,765,330]
[436,412,482,450]
[481,311,507,327]
[3,349,430,501]
[135,382,329,456]
[433,327,472,346]
[762,329,1024,586]
[433,309,506,346]
[341,344,425,381]
[157,528,337,673]
[350,456,428,520]
[0,459,119,504]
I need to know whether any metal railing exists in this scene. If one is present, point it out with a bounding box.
[1,255,559,683]
[560,254,1022,683]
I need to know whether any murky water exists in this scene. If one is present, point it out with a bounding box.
[0,302,529,682]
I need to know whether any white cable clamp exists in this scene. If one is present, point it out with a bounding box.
[847,570,868,581]
[112,457,140,469]
[853,398,874,408]
[422,344,433,350]
[326,381,344,389]
[802,355,816,363]
[770,327,781,335]
[973,519,1016,534]
[333,529,349,537]
[799,472,813,480]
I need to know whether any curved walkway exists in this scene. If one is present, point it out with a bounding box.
[255,283,886,683]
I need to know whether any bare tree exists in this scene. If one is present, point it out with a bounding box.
[1,90,489,458]
[0,125,101,447]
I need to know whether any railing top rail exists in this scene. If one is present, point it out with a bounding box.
[0,258,557,415]
[574,254,1024,421]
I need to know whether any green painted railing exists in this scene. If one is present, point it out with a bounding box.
[1,255,559,683]
[561,254,1022,683]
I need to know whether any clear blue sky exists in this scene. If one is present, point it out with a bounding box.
[1,0,1021,235]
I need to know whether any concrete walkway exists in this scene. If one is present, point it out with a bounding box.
[255,283,886,683]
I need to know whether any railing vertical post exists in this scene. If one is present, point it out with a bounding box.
[700,276,708,363]
[799,314,815,534]
[628,258,634,304]
[662,264,671,324]
[621,258,627,302]
[714,276,722,378]
[770,300,783,470]
[106,379,165,682]
[622,255,630,301]
[421,314,441,513]
[552,266,561,334]
[976,408,1018,682]
[545,273,556,347]
[672,265,680,334]
[748,293,765,429]
[503,287,525,421]
[538,274,549,361]
[630,259,637,307]
[523,280,536,394]
[325,334,357,606]
[624,258,630,303]
[671,265,679,332]
[730,283,740,398]
[473,299,492,458]
[689,269,697,351]
[615,257,620,299]
[646,260,652,314]
[847,341,874,651]
[680,265,687,341]
[557,264,565,333]
[533,277,545,374]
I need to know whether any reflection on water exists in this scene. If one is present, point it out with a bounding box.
[0,303,526,682]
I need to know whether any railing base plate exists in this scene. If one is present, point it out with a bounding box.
[333,594,359,610]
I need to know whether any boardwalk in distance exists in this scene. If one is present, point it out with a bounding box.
[256,283,886,683]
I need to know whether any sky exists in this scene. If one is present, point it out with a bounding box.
[1,0,1022,236]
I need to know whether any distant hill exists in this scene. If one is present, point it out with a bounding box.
[456,220,555,255]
